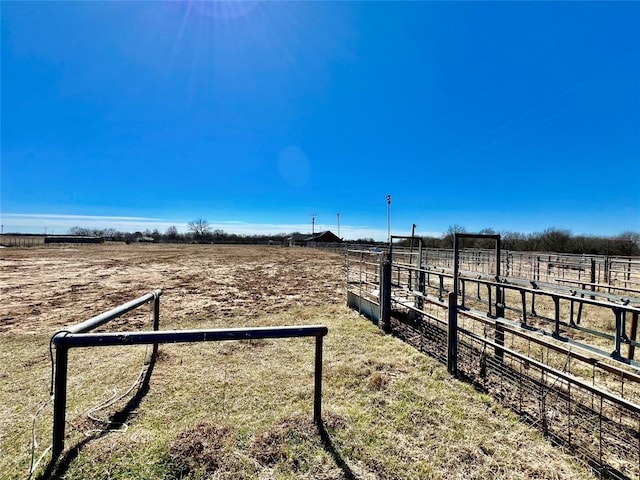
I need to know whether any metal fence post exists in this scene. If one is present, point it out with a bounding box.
[314,335,323,424]
[152,292,160,358]
[447,292,458,377]
[449,233,461,377]
[379,252,392,333]
[417,270,425,313]
[590,258,596,300]
[494,239,505,362]
[612,308,623,359]
[52,341,69,458]
[629,312,638,360]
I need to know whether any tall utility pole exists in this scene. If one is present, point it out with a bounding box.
[311,214,316,237]
[337,213,340,238]
[386,195,392,243]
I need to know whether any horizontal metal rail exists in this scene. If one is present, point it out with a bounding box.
[52,322,327,458]
[393,262,640,365]
[458,308,640,385]
[420,263,639,306]
[53,325,328,347]
[66,289,162,334]
[458,326,640,415]
[346,244,640,477]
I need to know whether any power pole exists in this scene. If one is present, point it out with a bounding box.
[311,214,316,237]
[337,213,340,238]
[386,195,392,243]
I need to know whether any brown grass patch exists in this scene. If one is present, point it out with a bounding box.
[250,413,317,467]
[168,422,236,476]
[0,245,597,479]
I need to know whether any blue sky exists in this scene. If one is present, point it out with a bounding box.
[2,1,639,240]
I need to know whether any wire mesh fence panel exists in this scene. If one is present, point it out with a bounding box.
[346,247,640,479]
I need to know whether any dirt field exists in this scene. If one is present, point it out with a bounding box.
[0,244,343,476]
[0,244,595,480]
[0,244,344,335]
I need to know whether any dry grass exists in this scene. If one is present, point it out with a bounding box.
[0,245,595,479]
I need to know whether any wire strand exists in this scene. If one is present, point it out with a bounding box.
[28,396,54,479]
[27,329,72,478]
[83,300,155,435]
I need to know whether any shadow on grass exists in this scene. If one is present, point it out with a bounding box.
[317,420,358,480]
[36,352,157,480]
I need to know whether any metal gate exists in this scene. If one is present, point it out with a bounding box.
[346,237,640,479]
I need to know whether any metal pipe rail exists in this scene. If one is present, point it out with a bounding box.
[420,248,640,292]
[50,290,162,458]
[68,289,162,334]
[457,307,640,386]
[52,324,328,458]
[402,262,640,311]
[458,326,640,415]
[346,245,640,478]
[388,261,640,365]
[420,263,639,307]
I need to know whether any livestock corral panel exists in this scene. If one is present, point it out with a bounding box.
[346,242,640,479]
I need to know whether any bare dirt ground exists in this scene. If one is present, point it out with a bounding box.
[0,244,597,480]
[0,244,344,335]
[0,244,343,477]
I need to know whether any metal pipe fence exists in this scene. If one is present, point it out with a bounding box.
[390,246,640,296]
[346,243,640,479]
[49,290,328,462]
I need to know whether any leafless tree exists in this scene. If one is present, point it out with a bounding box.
[188,218,211,242]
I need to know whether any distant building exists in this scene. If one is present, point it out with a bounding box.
[0,233,103,247]
[45,235,103,244]
[287,230,342,247]
[305,231,342,244]
[287,233,309,247]
[135,236,155,243]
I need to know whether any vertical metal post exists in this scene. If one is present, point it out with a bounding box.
[52,343,69,458]
[590,258,596,300]
[570,299,575,326]
[495,240,504,317]
[358,251,363,314]
[453,234,460,303]
[494,318,505,362]
[576,296,584,325]
[386,195,391,243]
[553,296,561,338]
[417,270,425,313]
[314,335,323,424]
[152,293,160,358]
[629,312,638,360]
[460,279,466,310]
[380,252,392,333]
[612,308,623,359]
[449,234,460,376]
[447,291,458,377]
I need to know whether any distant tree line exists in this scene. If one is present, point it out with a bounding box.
[410,226,640,256]
[67,220,291,246]
[67,221,640,255]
